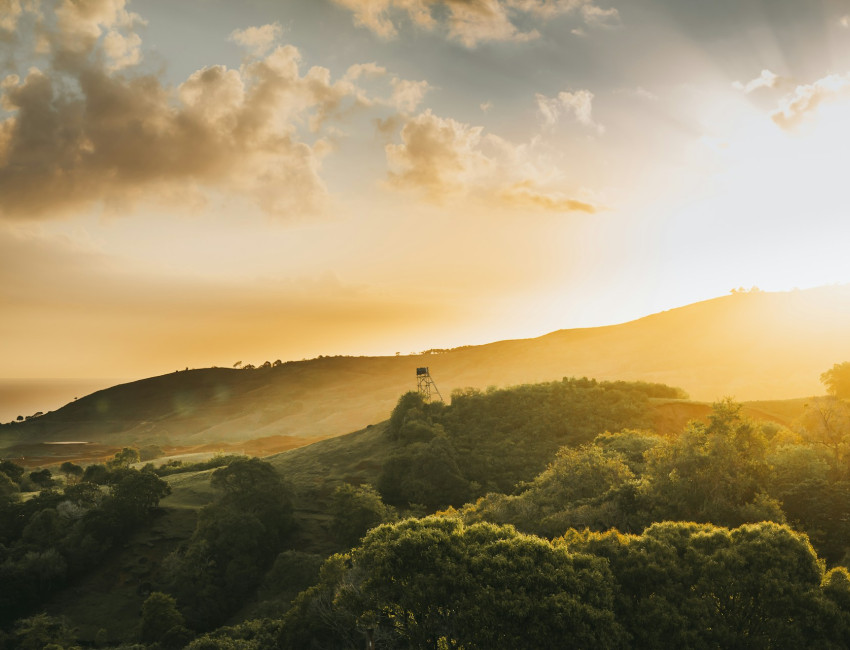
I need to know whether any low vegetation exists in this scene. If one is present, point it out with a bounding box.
[2,370,850,648]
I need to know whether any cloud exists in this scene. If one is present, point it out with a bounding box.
[385,109,597,213]
[443,0,539,47]
[331,0,434,39]
[498,180,596,212]
[390,77,431,112]
[228,22,283,57]
[770,73,850,130]
[102,29,141,70]
[52,0,146,59]
[732,69,779,94]
[536,89,604,133]
[386,109,492,196]
[343,62,387,81]
[0,3,412,220]
[331,0,618,47]
[579,3,620,27]
[0,0,25,31]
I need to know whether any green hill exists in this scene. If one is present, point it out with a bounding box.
[27,382,810,643]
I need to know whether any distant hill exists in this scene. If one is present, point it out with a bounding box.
[2,286,848,451]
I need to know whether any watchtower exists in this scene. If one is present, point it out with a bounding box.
[416,367,444,403]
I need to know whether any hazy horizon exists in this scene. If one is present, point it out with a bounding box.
[3,0,850,381]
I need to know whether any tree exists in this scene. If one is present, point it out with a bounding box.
[640,399,782,527]
[821,362,850,400]
[110,469,171,520]
[565,520,834,648]
[798,396,850,464]
[165,458,294,629]
[458,444,639,537]
[140,592,185,644]
[377,438,472,510]
[387,391,427,439]
[12,614,76,650]
[81,463,110,484]
[0,471,19,501]
[286,517,624,649]
[28,468,54,488]
[329,483,396,548]
[59,461,83,483]
[0,459,24,483]
[108,447,141,469]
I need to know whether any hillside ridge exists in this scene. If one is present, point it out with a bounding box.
[2,286,848,452]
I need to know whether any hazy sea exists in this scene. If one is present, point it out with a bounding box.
[0,378,129,424]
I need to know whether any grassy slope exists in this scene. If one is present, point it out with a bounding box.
[5,287,846,458]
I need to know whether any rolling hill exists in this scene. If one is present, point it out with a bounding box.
[2,286,849,455]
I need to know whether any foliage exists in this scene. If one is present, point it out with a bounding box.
[108,447,141,469]
[378,378,662,509]
[0,459,25,483]
[377,437,473,510]
[797,396,850,463]
[640,399,782,528]
[140,592,185,644]
[281,517,624,649]
[821,362,850,400]
[163,458,295,630]
[152,454,246,477]
[184,619,282,650]
[0,470,19,501]
[458,444,637,537]
[254,550,325,618]
[563,521,841,648]
[329,483,396,549]
[11,613,77,650]
[387,391,428,440]
[28,468,54,488]
[0,467,169,626]
[59,461,84,482]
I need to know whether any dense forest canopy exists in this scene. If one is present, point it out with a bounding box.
[2,372,850,648]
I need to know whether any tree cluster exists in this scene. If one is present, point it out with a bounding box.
[280,517,850,649]
[161,458,295,630]
[379,378,675,510]
[0,461,170,627]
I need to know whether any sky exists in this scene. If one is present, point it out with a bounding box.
[3,0,850,379]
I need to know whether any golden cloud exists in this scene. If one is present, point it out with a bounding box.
[771,73,850,130]
[331,0,617,47]
[0,4,418,220]
[536,89,604,133]
[228,22,283,57]
[386,110,597,213]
